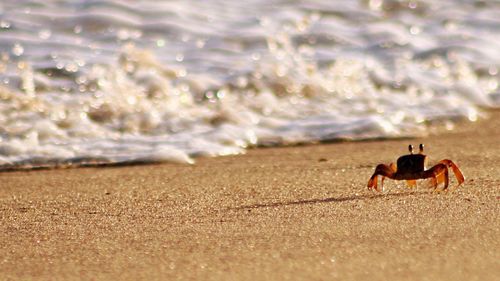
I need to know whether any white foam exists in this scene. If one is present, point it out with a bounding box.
[0,0,498,168]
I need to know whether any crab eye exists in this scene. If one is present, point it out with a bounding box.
[419,144,424,152]
[408,144,414,154]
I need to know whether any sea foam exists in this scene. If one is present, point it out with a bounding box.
[0,0,498,168]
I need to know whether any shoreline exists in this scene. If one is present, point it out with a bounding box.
[1,112,499,280]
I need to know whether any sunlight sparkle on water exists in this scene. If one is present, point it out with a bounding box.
[0,0,497,168]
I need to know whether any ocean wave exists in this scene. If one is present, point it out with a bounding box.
[0,0,498,168]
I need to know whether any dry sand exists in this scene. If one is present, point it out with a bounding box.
[1,112,499,281]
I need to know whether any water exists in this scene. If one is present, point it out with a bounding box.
[0,0,499,168]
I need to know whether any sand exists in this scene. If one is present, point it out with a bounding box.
[1,112,499,281]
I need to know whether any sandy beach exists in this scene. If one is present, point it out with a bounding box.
[1,112,499,281]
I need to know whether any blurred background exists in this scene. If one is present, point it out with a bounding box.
[0,0,498,168]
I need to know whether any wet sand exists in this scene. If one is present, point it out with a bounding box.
[1,112,499,281]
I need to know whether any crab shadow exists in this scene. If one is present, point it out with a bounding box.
[234,191,424,210]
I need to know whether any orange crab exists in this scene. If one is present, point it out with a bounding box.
[367,144,465,192]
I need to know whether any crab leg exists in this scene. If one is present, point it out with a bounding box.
[367,164,396,191]
[436,168,447,186]
[438,159,465,186]
[380,163,397,189]
[440,165,449,189]
[424,163,449,189]
[406,180,417,188]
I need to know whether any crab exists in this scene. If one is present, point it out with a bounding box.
[367,144,465,192]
